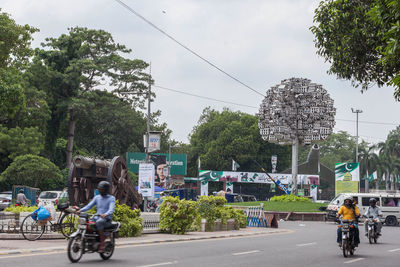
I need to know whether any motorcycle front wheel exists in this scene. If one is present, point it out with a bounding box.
[67,235,84,263]
[342,240,348,258]
[369,230,373,244]
[99,241,115,260]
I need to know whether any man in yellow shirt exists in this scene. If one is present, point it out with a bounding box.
[337,196,360,247]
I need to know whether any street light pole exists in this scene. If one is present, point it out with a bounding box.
[145,64,152,163]
[351,108,363,163]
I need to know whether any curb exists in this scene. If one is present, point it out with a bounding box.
[0,228,291,256]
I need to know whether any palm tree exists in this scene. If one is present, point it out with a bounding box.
[359,144,378,193]
[378,141,391,191]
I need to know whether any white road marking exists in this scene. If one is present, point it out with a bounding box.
[344,258,364,264]
[388,248,400,252]
[296,242,317,247]
[138,261,178,267]
[232,250,260,256]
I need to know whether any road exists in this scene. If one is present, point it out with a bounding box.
[1,221,400,266]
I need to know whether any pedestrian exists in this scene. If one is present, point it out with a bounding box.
[16,189,28,206]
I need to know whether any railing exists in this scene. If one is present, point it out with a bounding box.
[0,211,161,234]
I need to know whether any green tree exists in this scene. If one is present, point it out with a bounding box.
[0,10,38,126]
[359,143,378,193]
[188,108,291,176]
[73,90,147,158]
[0,154,62,191]
[0,125,44,172]
[298,131,357,171]
[33,27,150,166]
[310,0,400,98]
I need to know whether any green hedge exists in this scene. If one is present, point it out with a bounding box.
[159,196,197,234]
[270,194,311,202]
[113,202,143,237]
[160,196,247,234]
[4,205,38,213]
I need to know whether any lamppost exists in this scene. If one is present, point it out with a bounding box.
[351,108,363,163]
[258,78,336,195]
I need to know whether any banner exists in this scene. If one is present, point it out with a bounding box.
[335,162,360,195]
[127,152,187,175]
[138,163,155,197]
[199,170,318,185]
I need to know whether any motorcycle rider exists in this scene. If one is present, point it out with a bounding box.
[364,198,383,236]
[337,196,360,247]
[78,181,115,253]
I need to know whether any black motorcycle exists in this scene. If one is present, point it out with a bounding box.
[366,216,379,244]
[340,220,356,257]
[67,213,120,263]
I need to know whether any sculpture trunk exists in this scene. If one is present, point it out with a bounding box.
[291,136,298,195]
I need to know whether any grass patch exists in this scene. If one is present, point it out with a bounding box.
[227,201,327,212]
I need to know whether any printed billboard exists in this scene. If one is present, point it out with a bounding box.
[335,162,360,195]
[126,152,187,175]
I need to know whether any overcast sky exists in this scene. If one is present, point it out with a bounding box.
[3,0,400,144]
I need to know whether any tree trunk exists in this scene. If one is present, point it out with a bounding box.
[386,170,390,191]
[391,174,395,191]
[365,169,369,193]
[66,109,76,168]
[376,173,379,190]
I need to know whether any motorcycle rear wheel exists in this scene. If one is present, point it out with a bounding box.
[99,241,114,260]
[67,235,84,263]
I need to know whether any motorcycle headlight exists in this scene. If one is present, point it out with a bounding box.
[78,217,87,225]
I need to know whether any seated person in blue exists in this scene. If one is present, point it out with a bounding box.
[78,181,115,252]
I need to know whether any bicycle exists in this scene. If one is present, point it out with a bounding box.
[20,203,78,241]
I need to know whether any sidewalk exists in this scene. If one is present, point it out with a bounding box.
[0,227,291,256]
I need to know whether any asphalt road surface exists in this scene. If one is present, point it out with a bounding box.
[1,221,400,267]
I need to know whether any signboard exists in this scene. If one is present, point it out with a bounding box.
[143,132,161,152]
[127,152,187,175]
[271,155,277,173]
[335,162,360,195]
[199,170,318,185]
[138,163,154,197]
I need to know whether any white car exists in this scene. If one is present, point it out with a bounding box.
[37,191,63,206]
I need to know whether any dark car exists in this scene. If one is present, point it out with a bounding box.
[0,191,12,210]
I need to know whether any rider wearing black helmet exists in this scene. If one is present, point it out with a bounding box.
[364,198,383,236]
[79,181,115,252]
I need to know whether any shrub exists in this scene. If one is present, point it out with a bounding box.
[159,196,197,234]
[270,195,311,202]
[4,205,38,213]
[112,201,143,237]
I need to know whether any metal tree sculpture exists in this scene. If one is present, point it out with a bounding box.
[257,78,336,194]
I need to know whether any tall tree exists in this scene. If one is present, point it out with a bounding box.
[358,143,378,193]
[311,0,400,99]
[188,108,291,176]
[34,27,150,166]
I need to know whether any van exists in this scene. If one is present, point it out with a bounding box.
[327,193,400,226]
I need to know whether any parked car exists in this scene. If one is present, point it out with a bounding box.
[37,191,63,206]
[0,191,12,210]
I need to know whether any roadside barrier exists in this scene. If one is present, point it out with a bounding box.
[245,205,268,227]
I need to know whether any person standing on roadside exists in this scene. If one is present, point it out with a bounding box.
[16,189,28,206]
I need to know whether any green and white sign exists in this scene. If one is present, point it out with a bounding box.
[126,152,187,175]
[335,162,360,195]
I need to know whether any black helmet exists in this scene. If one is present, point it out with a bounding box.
[97,181,110,196]
[369,198,377,203]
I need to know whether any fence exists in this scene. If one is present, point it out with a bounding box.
[0,211,161,234]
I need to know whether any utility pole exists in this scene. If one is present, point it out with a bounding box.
[145,64,152,162]
[351,108,362,163]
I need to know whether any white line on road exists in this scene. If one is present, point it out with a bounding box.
[344,258,364,264]
[388,248,400,252]
[138,261,178,267]
[232,250,260,256]
[296,242,317,247]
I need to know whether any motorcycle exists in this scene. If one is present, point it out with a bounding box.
[366,216,379,244]
[339,220,356,257]
[67,212,120,263]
